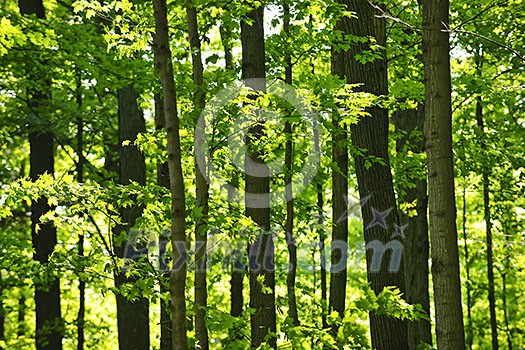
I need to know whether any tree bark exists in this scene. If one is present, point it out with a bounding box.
[333,1,408,348]
[114,85,149,350]
[394,105,432,349]
[241,4,277,348]
[283,1,300,328]
[153,1,189,349]
[186,2,210,349]
[155,94,173,350]
[329,7,349,331]
[19,1,63,349]
[422,0,466,348]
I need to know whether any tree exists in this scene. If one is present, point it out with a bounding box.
[332,1,409,348]
[282,0,300,327]
[422,0,466,348]
[240,4,277,348]
[153,0,189,349]
[329,2,349,333]
[113,84,149,350]
[19,1,63,349]
[186,1,210,348]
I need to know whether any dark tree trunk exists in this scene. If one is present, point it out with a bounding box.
[113,85,149,350]
[19,1,63,349]
[17,295,26,337]
[283,1,300,328]
[155,94,173,350]
[329,8,349,331]
[241,5,277,348]
[153,0,189,348]
[332,1,408,348]
[474,65,498,349]
[219,11,234,71]
[186,2,210,349]
[422,0,466,348]
[394,106,432,349]
[75,69,86,350]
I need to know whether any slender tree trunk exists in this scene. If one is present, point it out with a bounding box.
[462,187,473,350]
[75,69,86,350]
[19,1,63,349]
[311,59,328,331]
[240,5,277,348]
[422,0,466,348]
[186,2,210,349]
[394,106,432,349]
[475,90,498,350]
[501,238,513,350]
[0,276,4,348]
[283,1,300,328]
[155,94,173,350]
[17,295,26,337]
[219,11,234,71]
[333,1,408,347]
[223,14,243,322]
[153,1,189,349]
[114,85,149,350]
[329,10,349,332]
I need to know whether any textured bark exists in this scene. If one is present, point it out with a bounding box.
[153,1,189,349]
[19,1,63,349]
[155,94,173,350]
[394,106,432,349]
[241,5,277,348]
[422,0,466,348]
[329,4,349,328]
[186,2,210,349]
[333,1,408,348]
[283,1,300,328]
[114,85,149,350]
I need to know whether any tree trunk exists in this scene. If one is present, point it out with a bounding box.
[224,12,243,323]
[153,1,189,349]
[219,10,234,71]
[186,2,210,349]
[394,105,432,349]
[422,0,466,348]
[114,85,149,350]
[240,5,277,348]
[283,1,300,328]
[474,70,498,348]
[75,69,86,350]
[17,295,26,337]
[19,1,63,349]
[333,1,408,348]
[0,275,4,348]
[155,94,173,350]
[329,9,349,331]
[462,187,473,350]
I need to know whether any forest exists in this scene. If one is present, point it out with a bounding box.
[0,0,524,349]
